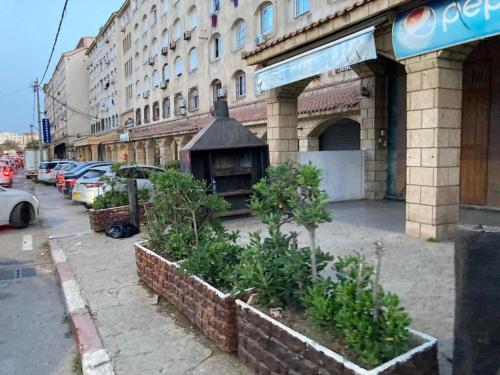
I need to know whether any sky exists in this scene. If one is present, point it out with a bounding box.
[0,0,124,134]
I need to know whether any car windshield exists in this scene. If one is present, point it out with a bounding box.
[81,169,107,179]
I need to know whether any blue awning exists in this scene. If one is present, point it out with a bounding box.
[255,27,377,92]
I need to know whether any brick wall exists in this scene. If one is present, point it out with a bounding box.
[134,241,241,352]
[88,202,152,232]
[236,300,439,375]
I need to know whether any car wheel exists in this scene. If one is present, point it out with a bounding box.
[10,203,32,229]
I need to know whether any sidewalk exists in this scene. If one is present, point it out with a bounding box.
[54,232,248,374]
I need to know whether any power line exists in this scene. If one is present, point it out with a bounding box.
[40,0,70,84]
[0,86,30,100]
[46,91,99,121]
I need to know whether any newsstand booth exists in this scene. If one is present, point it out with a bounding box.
[180,100,269,214]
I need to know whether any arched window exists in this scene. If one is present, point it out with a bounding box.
[143,75,150,92]
[152,70,160,87]
[189,48,198,71]
[173,19,181,40]
[234,19,246,49]
[161,29,169,48]
[151,38,159,56]
[235,71,246,99]
[213,0,221,12]
[152,101,160,121]
[175,56,183,76]
[162,97,170,118]
[260,3,273,35]
[134,52,139,71]
[211,79,222,102]
[150,5,157,25]
[188,87,199,111]
[162,0,169,14]
[142,14,148,33]
[211,33,222,60]
[142,46,148,64]
[188,6,197,30]
[144,105,150,124]
[162,63,170,81]
[136,108,142,125]
[133,23,139,41]
[135,80,141,96]
[174,93,186,115]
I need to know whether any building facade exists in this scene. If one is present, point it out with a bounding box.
[44,37,94,159]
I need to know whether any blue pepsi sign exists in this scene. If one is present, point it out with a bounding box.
[393,0,500,59]
[42,119,51,144]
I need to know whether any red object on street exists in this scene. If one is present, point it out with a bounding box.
[3,169,11,177]
[83,182,103,188]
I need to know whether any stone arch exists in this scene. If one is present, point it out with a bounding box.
[303,117,361,152]
[145,139,157,166]
[135,141,147,164]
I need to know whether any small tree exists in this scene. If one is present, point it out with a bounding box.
[292,164,331,281]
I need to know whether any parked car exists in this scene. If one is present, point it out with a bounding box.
[61,162,114,198]
[0,164,14,188]
[72,164,163,207]
[47,161,72,184]
[37,161,69,184]
[0,186,39,228]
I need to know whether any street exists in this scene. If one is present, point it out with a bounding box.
[0,172,76,375]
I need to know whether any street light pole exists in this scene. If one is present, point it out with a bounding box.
[34,79,43,163]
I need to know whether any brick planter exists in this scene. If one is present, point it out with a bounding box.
[88,202,152,232]
[236,300,439,375]
[134,241,244,352]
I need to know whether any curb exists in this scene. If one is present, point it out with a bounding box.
[49,239,115,375]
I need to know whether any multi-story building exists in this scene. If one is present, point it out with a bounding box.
[43,37,94,159]
[76,0,359,167]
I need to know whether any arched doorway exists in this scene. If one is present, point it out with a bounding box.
[461,39,500,207]
[318,118,360,151]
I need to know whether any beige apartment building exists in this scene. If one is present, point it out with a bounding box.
[43,37,94,159]
[75,0,361,167]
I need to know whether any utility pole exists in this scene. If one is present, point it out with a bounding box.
[34,79,43,163]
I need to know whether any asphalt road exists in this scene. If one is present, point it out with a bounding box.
[0,172,76,375]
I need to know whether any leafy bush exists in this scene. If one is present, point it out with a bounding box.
[234,229,332,308]
[92,188,150,210]
[164,159,180,171]
[144,169,229,260]
[181,230,242,292]
[303,254,411,368]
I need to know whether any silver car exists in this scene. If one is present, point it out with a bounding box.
[0,163,14,188]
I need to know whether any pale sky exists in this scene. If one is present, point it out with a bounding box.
[0,0,124,134]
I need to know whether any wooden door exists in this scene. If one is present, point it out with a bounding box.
[460,58,490,205]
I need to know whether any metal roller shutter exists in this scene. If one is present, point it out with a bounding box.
[319,119,360,151]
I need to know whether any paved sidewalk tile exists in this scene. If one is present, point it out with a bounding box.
[57,234,249,375]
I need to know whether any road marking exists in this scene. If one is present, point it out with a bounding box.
[22,234,33,251]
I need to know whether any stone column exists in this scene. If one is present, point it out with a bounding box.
[90,145,99,161]
[403,51,463,240]
[135,142,146,164]
[299,137,319,152]
[85,146,92,161]
[266,79,311,165]
[159,138,172,167]
[352,61,388,200]
[145,141,156,166]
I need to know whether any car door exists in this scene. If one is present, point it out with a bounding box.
[0,188,8,224]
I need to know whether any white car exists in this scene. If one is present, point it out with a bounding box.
[0,187,39,228]
[38,161,70,184]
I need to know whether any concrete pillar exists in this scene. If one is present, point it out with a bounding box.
[145,141,156,165]
[403,52,463,240]
[135,142,146,164]
[90,145,99,161]
[159,138,172,167]
[266,79,311,165]
[352,61,388,200]
[85,146,92,161]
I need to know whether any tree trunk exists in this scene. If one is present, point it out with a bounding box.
[308,228,318,282]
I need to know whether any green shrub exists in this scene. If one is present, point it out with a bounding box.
[234,229,332,308]
[164,159,180,171]
[181,230,242,292]
[92,188,150,210]
[144,169,229,260]
[303,254,411,368]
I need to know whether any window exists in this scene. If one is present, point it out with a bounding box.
[161,29,169,48]
[143,75,150,92]
[213,34,222,60]
[152,70,160,87]
[235,71,246,98]
[144,105,150,123]
[174,19,181,40]
[142,46,148,64]
[174,93,185,115]
[151,38,160,56]
[189,48,198,71]
[189,7,198,29]
[151,5,157,25]
[135,80,141,96]
[153,101,160,121]
[188,88,199,111]
[162,97,170,118]
[175,57,183,76]
[235,20,246,49]
[295,0,310,16]
[211,79,222,102]
[261,3,273,34]
[136,108,142,125]
[142,14,148,33]
[162,64,170,81]
[162,0,169,14]
[213,0,220,12]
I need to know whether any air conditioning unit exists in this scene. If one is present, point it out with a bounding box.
[143,90,150,99]
[217,87,227,98]
[161,47,168,56]
[160,80,169,90]
[183,31,191,40]
[148,56,155,65]
[255,34,267,46]
[169,41,176,50]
